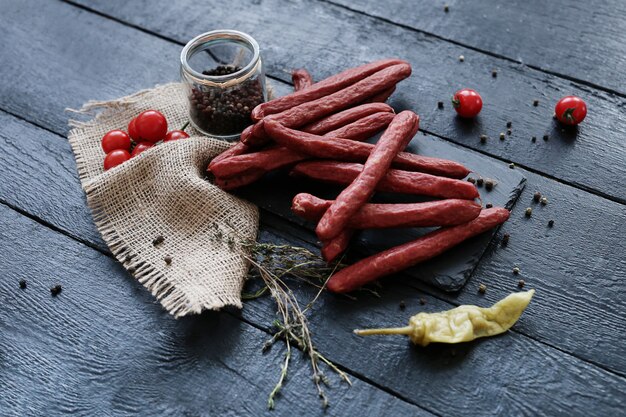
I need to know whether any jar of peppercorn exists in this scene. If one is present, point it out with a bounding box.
[180,30,267,140]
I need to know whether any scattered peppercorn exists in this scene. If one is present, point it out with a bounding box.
[525,207,532,217]
[480,134,487,144]
[152,235,165,246]
[499,132,505,140]
[548,220,555,228]
[467,177,476,184]
[540,197,548,205]
[476,178,484,187]
[533,100,539,106]
[486,203,493,208]
[438,101,444,109]
[50,285,62,296]
[492,69,498,78]
[543,134,549,141]
[419,298,426,305]
[531,136,537,143]
[19,279,27,289]
[125,254,133,263]
[501,233,510,246]
[513,267,520,275]
[478,284,487,294]
[164,256,172,265]
[507,129,512,136]
[533,191,541,202]
[459,55,464,62]
[399,300,406,310]
[509,163,515,169]
[518,280,525,288]
[485,179,494,191]
[506,121,512,128]
[444,4,449,12]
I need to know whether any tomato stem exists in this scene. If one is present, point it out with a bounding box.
[563,108,577,123]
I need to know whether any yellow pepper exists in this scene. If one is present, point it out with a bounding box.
[354,290,534,346]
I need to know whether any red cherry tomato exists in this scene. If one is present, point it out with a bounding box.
[452,89,483,118]
[135,110,168,143]
[164,130,190,142]
[101,130,131,153]
[555,96,587,126]
[103,149,131,171]
[131,141,154,157]
[128,117,141,141]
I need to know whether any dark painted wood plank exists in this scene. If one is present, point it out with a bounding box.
[235,133,527,291]
[63,0,626,202]
[0,205,433,417]
[243,226,626,417]
[2,105,625,378]
[329,0,626,96]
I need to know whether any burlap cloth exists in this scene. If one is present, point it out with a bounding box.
[67,83,258,317]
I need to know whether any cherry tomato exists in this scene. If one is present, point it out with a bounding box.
[164,130,190,142]
[128,117,141,141]
[101,130,131,153]
[131,141,154,157]
[555,96,587,126]
[452,89,483,118]
[103,149,131,171]
[135,110,168,143]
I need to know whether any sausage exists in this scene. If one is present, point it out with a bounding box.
[210,112,394,182]
[317,112,395,142]
[251,63,412,140]
[251,59,407,120]
[214,170,266,190]
[264,118,470,178]
[326,207,510,293]
[292,194,482,228]
[290,161,479,199]
[321,229,354,263]
[292,69,313,91]
[315,111,420,241]
[366,86,395,103]
[302,103,393,135]
[207,141,251,173]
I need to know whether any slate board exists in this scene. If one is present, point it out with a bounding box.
[235,132,526,292]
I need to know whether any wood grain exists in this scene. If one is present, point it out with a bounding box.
[0,204,433,417]
[64,0,626,202]
[329,0,626,96]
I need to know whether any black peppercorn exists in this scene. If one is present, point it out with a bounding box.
[399,300,406,310]
[50,285,62,296]
[476,178,484,187]
[525,207,532,217]
[506,121,512,128]
[444,4,449,12]
[533,192,541,202]
[485,180,494,191]
[153,235,165,246]
[492,69,498,78]
[499,132,505,140]
[507,129,512,136]
[543,134,549,141]
[518,280,525,288]
[19,279,27,289]
[540,197,548,205]
[486,203,493,208]
[548,220,555,228]
[509,163,515,169]
[438,101,444,109]
[164,256,172,265]
[501,233,510,246]
[419,298,426,305]
[467,177,476,184]
[480,134,487,144]
[478,284,487,294]
[532,136,537,143]
[513,267,520,275]
[533,100,539,106]
[459,55,464,62]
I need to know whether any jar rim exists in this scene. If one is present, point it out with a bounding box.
[180,30,260,84]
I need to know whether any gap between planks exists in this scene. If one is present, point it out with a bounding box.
[2,195,625,382]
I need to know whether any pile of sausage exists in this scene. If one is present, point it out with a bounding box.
[208,59,510,293]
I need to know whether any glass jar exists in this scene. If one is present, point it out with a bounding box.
[180,30,267,140]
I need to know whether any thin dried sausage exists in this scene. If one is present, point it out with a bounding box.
[321,230,354,263]
[315,111,420,241]
[264,118,470,178]
[292,69,313,91]
[290,161,478,199]
[292,194,481,228]
[302,103,393,135]
[251,59,406,120]
[326,207,510,293]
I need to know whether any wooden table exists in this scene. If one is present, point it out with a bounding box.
[1,1,625,415]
